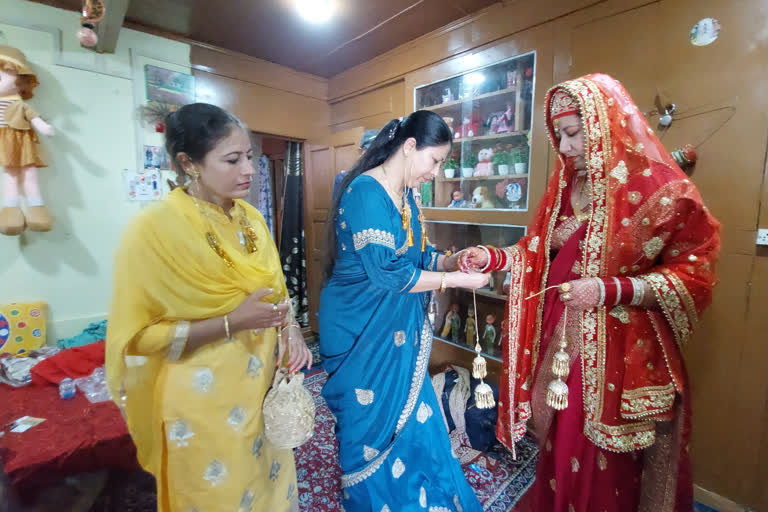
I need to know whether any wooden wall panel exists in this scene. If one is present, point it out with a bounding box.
[328,0,649,101]
[330,81,405,132]
[193,70,330,140]
[191,46,328,101]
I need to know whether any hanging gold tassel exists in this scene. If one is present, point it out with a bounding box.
[419,211,427,252]
[402,198,414,247]
[546,377,569,410]
[470,289,495,409]
[475,381,496,409]
[546,309,570,410]
[472,348,487,379]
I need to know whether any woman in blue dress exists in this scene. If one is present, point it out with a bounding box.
[320,110,488,511]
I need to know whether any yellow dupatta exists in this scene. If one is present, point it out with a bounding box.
[106,188,287,475]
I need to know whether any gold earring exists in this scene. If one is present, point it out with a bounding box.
[190,167,200,181]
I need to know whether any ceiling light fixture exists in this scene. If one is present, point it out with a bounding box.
[296,0,334,23]
[464,72,485,85]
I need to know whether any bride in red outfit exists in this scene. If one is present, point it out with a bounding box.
[461,74,720,511]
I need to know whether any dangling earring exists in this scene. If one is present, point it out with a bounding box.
[546,305,570,410]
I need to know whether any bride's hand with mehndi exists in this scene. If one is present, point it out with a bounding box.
[558,279,600,310]
[457,247,489,272]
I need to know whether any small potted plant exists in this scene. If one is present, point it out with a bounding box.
[443,157,458,179]
[513,146,529,175]
[461,152,478,178]
[492,151,511,175]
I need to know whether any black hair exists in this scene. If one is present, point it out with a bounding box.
[164,103,245,185]
[322,110,452,282]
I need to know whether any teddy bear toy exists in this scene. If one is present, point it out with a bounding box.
[0,45,55,236]
[474,148,494,176]
[471,186,496,209]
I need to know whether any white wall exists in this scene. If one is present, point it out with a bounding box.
[0,0,191,341]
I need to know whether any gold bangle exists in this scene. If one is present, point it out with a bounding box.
[223,314,231,339]
[439,272,447,293]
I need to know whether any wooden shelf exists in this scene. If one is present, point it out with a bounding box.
[465,288,508,301]
[433,334,503,362]
[422,87,518,112]
[454,131,528,143]
[438,173,528,183]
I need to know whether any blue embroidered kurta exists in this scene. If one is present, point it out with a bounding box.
[319,175,482,512]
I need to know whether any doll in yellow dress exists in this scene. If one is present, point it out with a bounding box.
[0,45,55,236]
[465,306,476,347]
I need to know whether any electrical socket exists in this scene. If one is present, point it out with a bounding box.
[757,229,768,246]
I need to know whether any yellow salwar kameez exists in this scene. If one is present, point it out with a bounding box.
[106,188,298,512]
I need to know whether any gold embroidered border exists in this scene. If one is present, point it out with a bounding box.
[620,384,676,419]
[642,272,692,346]
[667,272,698,331]
[583,418,656,453]
[506,245,527,444]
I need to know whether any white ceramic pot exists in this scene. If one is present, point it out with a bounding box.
[444,168,456,179]
[497,164,510,176]
[514,162,528,175]
[461,167,474,178]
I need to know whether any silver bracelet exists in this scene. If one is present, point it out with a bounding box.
[611,277,622,306]
[596,277,606,306]
[629,277,645,306]
[477,245,492,272]
[167,321,191,362]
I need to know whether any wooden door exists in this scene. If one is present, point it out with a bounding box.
[303,127,364,332]
[563,1,768,508]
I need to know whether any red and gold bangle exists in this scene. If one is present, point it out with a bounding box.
[602,277,620,306]
[495,247,509,271]
[599,277,638,306]
[477,245,493,273]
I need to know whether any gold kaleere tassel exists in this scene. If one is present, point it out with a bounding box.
[419,211,427,252]
[470,290,495,409]
[401,196,414,247]
[546,308,570,410]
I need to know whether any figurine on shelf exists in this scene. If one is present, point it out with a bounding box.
[0,46,56,236]
[495,178,524,208]
[474,148,494,177]
[496,103,515,133]
[441,303,461,343]
[486,111,505,135]
[471,186,496,209]
[465,307,476,347]
[457,115,480,139]
[420,180,433,207]
[441,88,454,104]
[483,313,497,349]
[448,189,468,208]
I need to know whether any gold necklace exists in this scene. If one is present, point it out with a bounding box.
[571,172,591,222]
[188,188,259,267]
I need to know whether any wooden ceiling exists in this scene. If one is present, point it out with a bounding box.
[32,0,500,77]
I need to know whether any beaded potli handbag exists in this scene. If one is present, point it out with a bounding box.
[262,328,316,449]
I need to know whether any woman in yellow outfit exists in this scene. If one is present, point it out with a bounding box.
[106,103,312,512]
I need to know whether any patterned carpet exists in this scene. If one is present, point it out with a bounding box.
[88,351,536,511]
[295,369,537,511]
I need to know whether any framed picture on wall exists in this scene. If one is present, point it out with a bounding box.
[144,65,195,105]
[143,145,171,170]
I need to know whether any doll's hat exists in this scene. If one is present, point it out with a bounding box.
[0,46,35,78]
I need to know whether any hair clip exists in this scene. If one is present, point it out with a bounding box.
[388,124,397,141]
